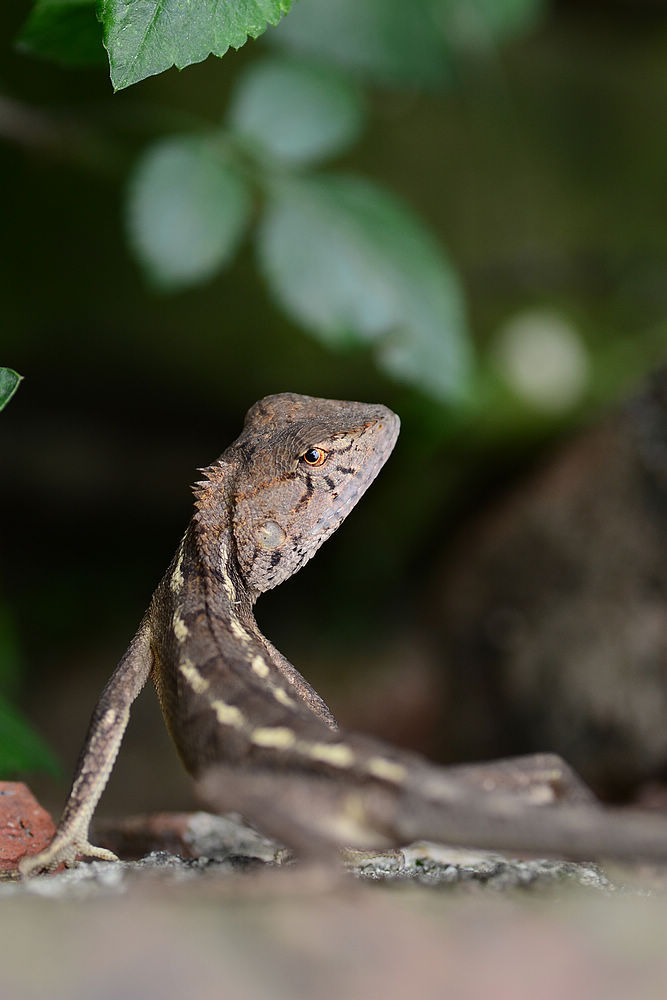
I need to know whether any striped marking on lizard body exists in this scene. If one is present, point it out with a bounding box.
[273,687,298,709]
[173,612,189,642]
[365,758,408,784]
[229,618,253,644]
[219,539,238,604]
[172,538,295,714]
[179,609,298,711]
[225,619,298,709]
[170,541,186,594]
[219,541,297,708]
[251,726,296,749]
[173,538,294,705]
[177,666,407,783]
[300,741,356,768]
[251,655,270,678]
[248,650,296,706]
[178,661,244,729]
[175,537,406,785]
[179,646,295,715]
[220,600,299,708]
[179,658,209,695]
[211,699,245,729]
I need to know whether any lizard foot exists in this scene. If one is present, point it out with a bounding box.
[19,838,119,878]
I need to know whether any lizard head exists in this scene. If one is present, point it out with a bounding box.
[228,393,400,594]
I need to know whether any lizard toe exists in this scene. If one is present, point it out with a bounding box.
[18,839,119,877]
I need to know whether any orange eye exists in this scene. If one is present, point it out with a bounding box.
[302,447,328,467]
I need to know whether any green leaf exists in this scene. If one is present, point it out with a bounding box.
[16,0,105,68]
[257,175,471,402]
[0,611,61,778]
[270,0,452,88]
[0,695,61,779]
[227,57,365,167]
[126,137,252,290]
[0,369,22,412]
[101,0,294,91]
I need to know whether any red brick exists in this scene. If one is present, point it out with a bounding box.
[0,781,56,871]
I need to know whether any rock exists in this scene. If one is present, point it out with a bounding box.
[437,369,667,796]
[93,811,284,864]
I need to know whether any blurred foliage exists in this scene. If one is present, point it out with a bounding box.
[16,0,106,68]
[125,56,471,399]
[12,0,552,405]
[255,173,469,401]
[0,694,61,779]
[18,0,295,87]
[127,136,252,289]
[0,368,22,411]
[101,0,295,91]
[271,0,547,86]
[19,0,542,400]
[17,0,489,403]
[17,0,547,89]
[227,58,365,165]
[0,378,59,776]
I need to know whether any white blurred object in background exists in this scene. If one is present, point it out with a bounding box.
[494,309,590,413]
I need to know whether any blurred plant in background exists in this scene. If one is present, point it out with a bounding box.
[125,66,470,402]
[0,369,22,413]
[10,0,660,424]
[0,370,60,775]
[12,0,553,407]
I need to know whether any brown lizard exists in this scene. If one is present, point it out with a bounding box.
[19,393,667,875]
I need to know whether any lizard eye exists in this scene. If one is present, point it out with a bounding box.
[301,447,328,467]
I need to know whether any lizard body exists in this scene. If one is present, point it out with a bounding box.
[20,392,667,876]
[21,393,412,872]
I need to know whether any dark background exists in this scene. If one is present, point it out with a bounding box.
[2,0,667,816]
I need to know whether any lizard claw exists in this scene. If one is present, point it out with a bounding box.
[18,838,119,878]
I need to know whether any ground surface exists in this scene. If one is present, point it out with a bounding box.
[3,814,667,1000]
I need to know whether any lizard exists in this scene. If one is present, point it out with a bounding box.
[19,392,667,875]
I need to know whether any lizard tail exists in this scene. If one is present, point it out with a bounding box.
[195,750,667,863]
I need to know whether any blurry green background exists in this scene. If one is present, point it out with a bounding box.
[2,0,667,815]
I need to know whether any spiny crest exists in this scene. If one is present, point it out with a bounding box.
[192,459,231,516]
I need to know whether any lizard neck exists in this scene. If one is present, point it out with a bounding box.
[192,460,257,620]
[151,459,336,774]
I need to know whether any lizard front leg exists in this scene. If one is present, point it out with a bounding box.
[19,621,153,876]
